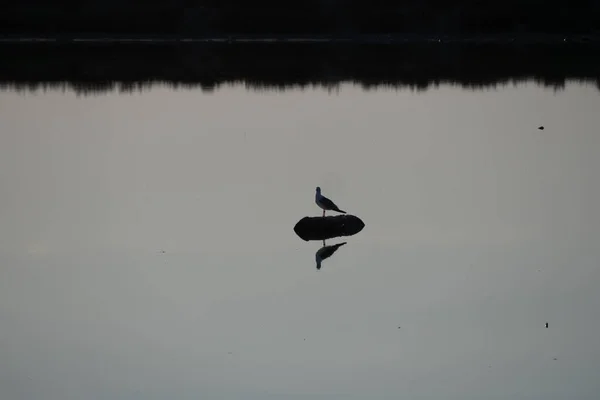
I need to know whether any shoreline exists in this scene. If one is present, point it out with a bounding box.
[1,33,599,46]
[2,38,598,94]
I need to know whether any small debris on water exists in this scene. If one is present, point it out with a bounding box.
[538,126,545,130]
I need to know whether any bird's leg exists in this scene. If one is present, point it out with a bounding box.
[322,210,325,217]
[322,240,326,246]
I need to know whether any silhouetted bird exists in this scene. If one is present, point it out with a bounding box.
[315,242,347,270]
[315,187,346,217]
[545,322,549,328]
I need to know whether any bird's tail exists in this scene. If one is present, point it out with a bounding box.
[335,208,347,214]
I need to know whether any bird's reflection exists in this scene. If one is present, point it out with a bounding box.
[315,241,347,270]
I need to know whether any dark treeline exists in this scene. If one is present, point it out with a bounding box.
[1,43,599,95]
[1,0,600,36]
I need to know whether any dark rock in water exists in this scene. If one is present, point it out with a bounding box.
[294,215,365,241]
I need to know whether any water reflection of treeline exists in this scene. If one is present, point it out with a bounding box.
[1,43,599,95]
[2,1,599,36]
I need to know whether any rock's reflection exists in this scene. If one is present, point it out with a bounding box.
[315,241,347,270]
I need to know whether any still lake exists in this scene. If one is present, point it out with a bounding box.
[1,82,599,400]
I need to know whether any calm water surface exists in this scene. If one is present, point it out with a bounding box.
[1,83,599,400]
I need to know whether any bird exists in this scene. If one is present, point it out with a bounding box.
[315,187,346,217]
[545,322,549,328]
